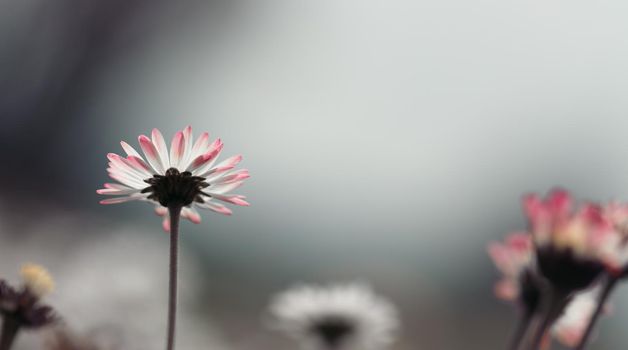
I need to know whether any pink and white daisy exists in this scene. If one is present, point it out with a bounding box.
[487,232,534,302]
[97,126,250,231]
[523,189,617,292]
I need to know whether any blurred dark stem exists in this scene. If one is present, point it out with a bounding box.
[529,289,569,350]
[575,276,618,350]
[166,205,181,350]
[508,309,533,350]
[0,318,20,350]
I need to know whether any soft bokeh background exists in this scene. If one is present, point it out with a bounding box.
[2,0,628,349]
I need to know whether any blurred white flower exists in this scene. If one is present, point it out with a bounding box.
[268,283,399,350]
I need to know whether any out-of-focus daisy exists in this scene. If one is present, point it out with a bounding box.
[523,189,616,293]
[0,264,57,350]
[97,126,250,231]
[487,232,540,312]
[551,289,609,348]
[268,283,399,350]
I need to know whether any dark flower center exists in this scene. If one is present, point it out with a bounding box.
[310,316,355,348]
[142,168,209,207]
[0,280,56,329]
[536,246,605,293]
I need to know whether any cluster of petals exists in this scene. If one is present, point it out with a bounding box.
[97,126,250,231]
[487,232,533,301]
[488,233,611,348]
[523,189,623,270]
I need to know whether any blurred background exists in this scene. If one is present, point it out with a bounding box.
[2,0,628,349]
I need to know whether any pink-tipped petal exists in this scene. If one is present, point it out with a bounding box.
[120,141,142,158]
[162,217,171,232]
[99,196,143,205]
[198,201,233,215]
[212,194,250,206]
[178,126,194,169]
[103,183,131,190]
[494,280,518,301]
[506,232,533,252]
[97,188,139,195]
[139,135,165,174]
[127,156,152,176]
[155,206,168,216]
[169,132,185,169]
[547,188,572,217]
[107,170,145,189]
[151,128,170,169]
[108,153,153,181]
[191,132,210,158]
[190,140,224,174]
[523,193,543,222]
[211,169,250,185]
[182,207,202,224]
[187,147,221,172]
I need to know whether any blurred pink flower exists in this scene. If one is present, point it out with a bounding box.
[523,189,617,292]
[487,232,533,302]
[97,126,250,231]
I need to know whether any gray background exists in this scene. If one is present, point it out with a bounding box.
[2,0,628,349]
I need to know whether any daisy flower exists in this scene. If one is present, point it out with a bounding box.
[98,125,249,350]
[487,232,541,312]
[523,189,616,293]
[268,283,399,350]
[97,126,250,231]
[0,264,57,350]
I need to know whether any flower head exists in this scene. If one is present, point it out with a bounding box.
[268,283,399,350]
[0,264,57,329]
[488,232,541,312]
[523,189,616,292]
[98,126,250,231]
[21,263,54,298]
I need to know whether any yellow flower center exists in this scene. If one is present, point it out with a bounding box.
[20,263,54,298]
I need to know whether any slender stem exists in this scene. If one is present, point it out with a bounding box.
[530,289,569,350]
[166,206,182,350]
[0,318,20,350]
[508,309,534,350]
[575,277,618,350]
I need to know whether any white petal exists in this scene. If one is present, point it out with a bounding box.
[179,126,194,170]
[191,132,210,160]
[120,141,142,159]
[99,194,146,205]
[108,170,146,189]
[195,201,233,215]
[97,188,141,196]
[151,128,171,169]
[169,131,185,170]
[138,135,165,174]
